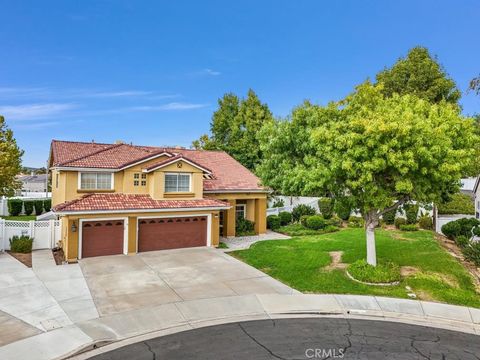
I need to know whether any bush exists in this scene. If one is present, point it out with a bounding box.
[438,193,475,215]
[347,260,401,283]
[9,235,34,253]
[267,215,281,231]
[300,215,310,228]
[291,204,316,222]
[23,201,34,216]
[348,216,364,228]
[236,218,255,235]
[278,211,292,226]
[399,224,418,231]
[44,199,52,212]
[404,204,419,224]
[418,215,433,230]
[394,217,407,229]
[462,241,480,266]
[334,197,353,220]
[277,223,339,236]
[7,199,23,216]
[455,235,470,248]
[271,198,285,208]
[305,215,327,230]
[34,200,44,215]
[327,215,342,227]
[318,197,334,219]
[441,217,480,240]
[382,209,396,225]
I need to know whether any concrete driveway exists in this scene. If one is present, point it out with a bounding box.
[80,247,297,316]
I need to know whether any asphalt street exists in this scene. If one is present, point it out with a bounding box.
[89,318,480,359]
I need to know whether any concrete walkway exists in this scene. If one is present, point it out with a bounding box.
[221,230,291,251]
[0,294,478,360]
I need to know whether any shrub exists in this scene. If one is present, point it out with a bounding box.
[318,197,334,219]
[236,218,255,235]
[7,199,23,216]
[278,211,292,226]
[267,215,281,231]
[34,200,44,215]
[418,215,433,230]
[43,199,52,212]
[382,209,396,225]
[394,217,407,229]
[334,197,353,220]
[23,201,34,216]
[438,193,475,215]
[327,215,342,227]
[462,241,480,266]
[404,204,419,224]
[300,215,309,227]
[305,215,327,230]
[399,224,418,231]
[441,217,480,240]
[348,216,364,228]
[291,204,316,222]
[271,198,285,208]
[455,235,470,248]
[9,235,34,253]
[347,260,401,283]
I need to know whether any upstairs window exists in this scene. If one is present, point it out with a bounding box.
[80,173,113,190]
[134,173,147,186]
[165,173,190,193]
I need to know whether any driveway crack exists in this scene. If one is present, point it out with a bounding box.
[143,341,156,360]
[238,322,288,360]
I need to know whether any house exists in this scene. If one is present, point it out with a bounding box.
[48,140,268,262]
[15,173,48,193]
[473,177,480,219]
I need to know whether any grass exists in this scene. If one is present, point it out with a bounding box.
[217,242,229,249]
[231,228,480,308]
[348,260,401,283]
[1,215,36,221]
[278,223,339,237]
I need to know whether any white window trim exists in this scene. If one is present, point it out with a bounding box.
[78,217,128,259]
[78,172,114,190]
[164,172,192,193]
[235,204,246,219]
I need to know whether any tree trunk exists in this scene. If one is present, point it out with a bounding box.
[365,210,379,266]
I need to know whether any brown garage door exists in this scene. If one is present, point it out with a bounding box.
[138,216,207,252]
[82,220,124,258]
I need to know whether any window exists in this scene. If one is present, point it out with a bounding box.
[134,173,140,179]
[55,173,59,188]
[141,180,147,186]
[165,173,191,192]
[80,173,113,190]
[235,204,246,220]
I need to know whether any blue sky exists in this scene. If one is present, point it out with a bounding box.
[1,0,479,167]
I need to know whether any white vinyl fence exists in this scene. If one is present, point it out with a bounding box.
[267,197,319,216]
[435,214,476,235]
[0,219,62,251]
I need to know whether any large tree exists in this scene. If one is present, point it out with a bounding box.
[376,47,461,105]
[258,83,477,266]
[192,90,273,171]
[0,116,23,196]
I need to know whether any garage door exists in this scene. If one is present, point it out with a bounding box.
[138,216,207,252]
[82,220,124,258]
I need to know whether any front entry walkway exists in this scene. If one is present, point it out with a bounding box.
[79,247,297,316]
[221,230,291,251]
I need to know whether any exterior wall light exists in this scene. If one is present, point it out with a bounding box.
[71,221,77,233]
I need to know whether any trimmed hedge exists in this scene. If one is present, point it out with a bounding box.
[267,215,281,231]
[399,224,418,231]
[418,215,433,230]
[236,218,255,236]
[23,201,34,216]
[404,204,419,224]
[44,199,52,212]
[334,197,353,220]
[7,199,23,216]
[438,193,475,215]
[291,204,316,222]
[305,215,327,230]
[347,216,364,228]
[278,211,292,226]
[394,217,407,229]
[9,235,34,253]
[34,200,44,215]
[441,217,480,240]
[318,197,334,219]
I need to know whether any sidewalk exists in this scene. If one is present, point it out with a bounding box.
[1,294,478,360]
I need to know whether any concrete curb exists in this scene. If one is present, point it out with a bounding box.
[0,294,478,360]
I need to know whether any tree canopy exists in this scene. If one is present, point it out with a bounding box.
[258,82,478,265]
[192,90,273,171]
[0,116,23,197]
[376,47,461,105]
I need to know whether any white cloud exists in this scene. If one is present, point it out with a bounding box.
[202,68,221,76]
[129,102,208,111]
[80,90,153,98]
[0,103,76,120]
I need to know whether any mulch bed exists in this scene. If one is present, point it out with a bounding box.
[52,247,65,265]
[6,251,32,267]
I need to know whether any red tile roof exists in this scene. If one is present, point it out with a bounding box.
[53,193,230,213]
[50,140,266,192]
[144,154,212,173]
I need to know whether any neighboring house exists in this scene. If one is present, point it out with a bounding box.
[473,177,480,219]
[49,140,268,262]
[15,173,48,193]
[460,177,476,200]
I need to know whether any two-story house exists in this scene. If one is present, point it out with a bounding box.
[49,140,268,262]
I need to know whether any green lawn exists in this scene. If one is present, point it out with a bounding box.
[1,215,36,221]
[231,228,480,308]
